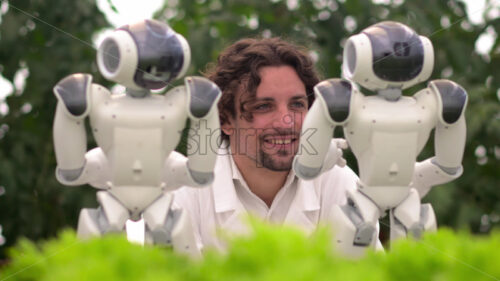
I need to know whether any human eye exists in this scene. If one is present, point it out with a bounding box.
[290,100,307,110]
[253,102,272,112]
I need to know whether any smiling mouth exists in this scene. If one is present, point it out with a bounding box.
[263,136,298,146]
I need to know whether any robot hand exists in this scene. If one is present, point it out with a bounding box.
[294,138,348,180]
[294,138,348,179]
[332,138,348,167]
[411,157,463,198]
[320,138,348,172]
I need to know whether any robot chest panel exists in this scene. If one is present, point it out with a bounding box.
[344,96,435,156]
[347,96,434,134]
[89,95,187,153]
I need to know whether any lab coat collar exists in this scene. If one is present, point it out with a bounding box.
[212,143,239,213]
[212,142,320,232]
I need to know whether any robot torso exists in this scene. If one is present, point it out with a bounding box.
[344,88,439,208]
[88,85,188,211]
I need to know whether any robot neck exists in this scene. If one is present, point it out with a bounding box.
[126,88,150,98]
[377,88,402,101]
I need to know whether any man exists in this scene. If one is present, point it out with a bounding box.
[173,37,371,251]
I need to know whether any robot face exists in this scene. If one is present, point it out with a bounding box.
[97,20,191,90]
[363,21,424,82]
[120,20,191,89]
[342,21,434,91]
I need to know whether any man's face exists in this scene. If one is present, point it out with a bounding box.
[223,65,308,171]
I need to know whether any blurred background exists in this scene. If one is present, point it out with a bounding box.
[0,0,498,259]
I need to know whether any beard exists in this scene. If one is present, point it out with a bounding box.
[259,149,293,171]
[256,128,299,171]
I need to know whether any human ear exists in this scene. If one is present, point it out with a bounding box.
[221,120,235,137]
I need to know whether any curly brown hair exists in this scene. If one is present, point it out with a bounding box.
[204,37,321,140]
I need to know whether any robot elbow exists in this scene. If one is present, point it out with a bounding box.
[56,167,85,184]
[293,156,322,180]
[188,170,214,186]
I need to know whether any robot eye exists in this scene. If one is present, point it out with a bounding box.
[143,64,172,82]
[364,22,424,82]
[372,39,423,82]
[393,42,410,57]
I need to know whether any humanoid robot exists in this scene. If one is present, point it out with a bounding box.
[293,21,467,257]
[52,20,221,257]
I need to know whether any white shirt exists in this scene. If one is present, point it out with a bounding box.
[173,144,362,252]
[231,152,298,224]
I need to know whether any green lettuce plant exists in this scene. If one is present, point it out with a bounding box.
[1,221,499,281]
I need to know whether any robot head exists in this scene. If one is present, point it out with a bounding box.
[97,19,191,90]
[342,21,434,91]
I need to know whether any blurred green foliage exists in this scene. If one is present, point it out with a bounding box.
[2,221,500,280]
[0,0,498,260]
[0,0,111,259]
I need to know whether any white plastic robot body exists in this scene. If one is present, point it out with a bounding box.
[294,21,468,257]
[53,76,219,255]
[89,86,186,161]
[53,79,220,196]
[345,88,438,210]
[88,85,187,215]
[53,20,221,256]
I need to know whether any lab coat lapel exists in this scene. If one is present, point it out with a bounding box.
[212,149,248,234]
[284,178,320,234]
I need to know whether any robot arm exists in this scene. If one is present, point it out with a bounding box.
[412,80,467,198]
[184,76,222,186]
[53,74,92,184]
[411,158,463,198]
[293,78,353,180]
[430,79,467,169]
[163,151,204,191]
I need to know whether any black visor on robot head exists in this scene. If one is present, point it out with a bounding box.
[119,20,185,90]
[363,21,424,82]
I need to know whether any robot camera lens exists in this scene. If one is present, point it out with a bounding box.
[101,39,121,74]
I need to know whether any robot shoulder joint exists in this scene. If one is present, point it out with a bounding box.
[428,79,468,124]
[185,76,221,119]
[53,73,92,118]
[314,78,353,124]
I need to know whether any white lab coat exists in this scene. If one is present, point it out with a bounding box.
[173,144,381,252]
